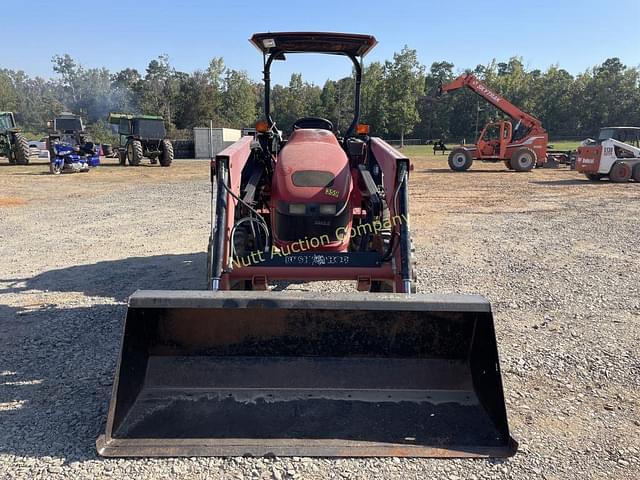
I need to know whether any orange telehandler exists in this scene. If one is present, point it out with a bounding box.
[439,73,548,172]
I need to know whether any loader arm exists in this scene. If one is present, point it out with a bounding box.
[609,138,640,157]
[439,73,543,131]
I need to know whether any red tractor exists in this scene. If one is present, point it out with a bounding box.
[439,73,549,172]
[98,33,515,459]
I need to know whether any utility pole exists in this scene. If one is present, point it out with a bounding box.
[474,100,484,139]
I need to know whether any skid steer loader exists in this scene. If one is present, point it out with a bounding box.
[97,32,517,458]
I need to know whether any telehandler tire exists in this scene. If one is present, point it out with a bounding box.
[510,147,536,172]
[609,161,631,183]
[447,148,473,171]
[159,139,173,167]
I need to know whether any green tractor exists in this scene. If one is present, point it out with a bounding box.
[0,112,30,165]
[47,112,91,153]
[108,113,173,167]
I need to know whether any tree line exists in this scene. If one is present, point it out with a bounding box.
[1,48,638,144]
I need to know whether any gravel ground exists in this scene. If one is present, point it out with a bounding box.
[0,157,638,479]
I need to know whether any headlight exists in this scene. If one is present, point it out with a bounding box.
[288,204,306,215]
[319,204,337,215]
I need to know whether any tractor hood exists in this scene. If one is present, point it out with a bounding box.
[272,129,351,205]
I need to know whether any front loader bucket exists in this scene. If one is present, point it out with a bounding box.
[97,291,517,458]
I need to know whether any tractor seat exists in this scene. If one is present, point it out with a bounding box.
[292,117,334,131]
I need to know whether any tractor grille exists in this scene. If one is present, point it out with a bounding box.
[275,209,350,243]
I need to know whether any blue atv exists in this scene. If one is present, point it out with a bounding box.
[50,142,100,175]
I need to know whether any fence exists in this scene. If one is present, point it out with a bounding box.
[172,140,195,159]
[385,138,423,147]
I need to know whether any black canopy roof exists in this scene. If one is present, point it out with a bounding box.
[250,32,377,57]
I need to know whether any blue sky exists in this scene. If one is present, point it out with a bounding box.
[4,0,639,85]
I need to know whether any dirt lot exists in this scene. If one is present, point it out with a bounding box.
[0,155,638,479]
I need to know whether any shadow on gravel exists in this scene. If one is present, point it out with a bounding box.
[0,253,205,462]
[0,303,120,462]
[96,164,159,168]
[0,252,206,301]
[0,161,51,168]
[532,179,610,186]
[421,168,517,174]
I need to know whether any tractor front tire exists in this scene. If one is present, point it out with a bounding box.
[159,139,173,167]
[609,161,631,183]
[510,147,536,172]
[447,148,473,171]
[13,133,30,165]
[632,164,640,183]
[127,140,143,166]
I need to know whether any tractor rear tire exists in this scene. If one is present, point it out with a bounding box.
[510,147,536,172]
[585,173,603,182]
[127,140,143,166]
[159,139,173,167]
[631,163,640,183]
[13,133,30,165]
[609,161,632,183]
[447,148,473,171]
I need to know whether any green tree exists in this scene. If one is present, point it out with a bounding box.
[111,68,141,113]
[136,55,180,127]
[174,71,219,129]
[221,69,258,128]
[385,46,425,146]
[415,61,455,140]
[320,76,355,133]
[0,70,19,113]
[271,73,322,133]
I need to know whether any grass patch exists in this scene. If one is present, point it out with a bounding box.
[548,140,581,151]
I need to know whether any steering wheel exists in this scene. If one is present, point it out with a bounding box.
[292,117,334,131]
